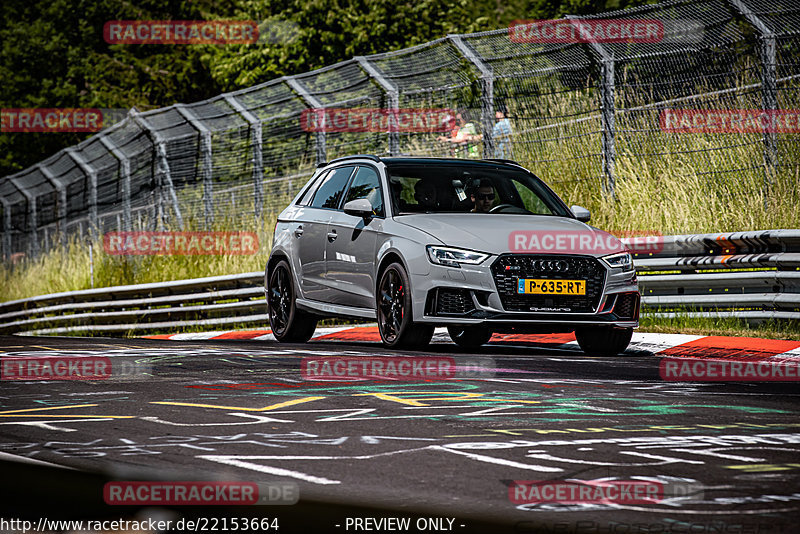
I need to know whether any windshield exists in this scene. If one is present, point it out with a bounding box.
[386,163,572,217]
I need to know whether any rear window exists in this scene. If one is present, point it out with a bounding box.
[309,166,355,209]
[296,171,327,206]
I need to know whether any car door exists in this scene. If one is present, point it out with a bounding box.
[325,165,385,309]
[295,165,356,302]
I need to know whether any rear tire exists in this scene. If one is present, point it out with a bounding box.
[575,327,632,356]
[447,325,492,349]
[267,260,317,343]
[377,262,433,349]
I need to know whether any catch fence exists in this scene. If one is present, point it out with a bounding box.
[1,0,799,259]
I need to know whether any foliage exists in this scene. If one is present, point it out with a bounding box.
[1,0,654,176]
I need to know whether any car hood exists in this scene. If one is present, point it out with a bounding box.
[395,213,625,256]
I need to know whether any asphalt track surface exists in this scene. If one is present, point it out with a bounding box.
[1,331,799,534]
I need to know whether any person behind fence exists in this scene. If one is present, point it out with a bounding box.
[493,103,512,159]
[437,110,479,159]
[469,178,495,213]
[471,104,513,159]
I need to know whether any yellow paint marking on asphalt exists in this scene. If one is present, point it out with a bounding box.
[353,391,542,407]
[0,404,134,419]
[726,463,800,472]
[150,396,326,411]
[352,393,429,406]
[0,404,99,415]
[29,346,60,351]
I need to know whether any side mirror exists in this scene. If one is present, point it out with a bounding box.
[343,198,374,219]
[571,205,591,223]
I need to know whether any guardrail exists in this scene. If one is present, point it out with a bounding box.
[631,229,800,322]
[1,230,797,335]
[0,272,268,335]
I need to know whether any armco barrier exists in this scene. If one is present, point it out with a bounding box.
[630,229,800,322]
[0,230,797,335]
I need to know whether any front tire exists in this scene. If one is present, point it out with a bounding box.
[267,260,317,343]
[575,327,632,356]
[447,325,492,349]
[377,262,433,349]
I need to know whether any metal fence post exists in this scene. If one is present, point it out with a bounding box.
[0,198,11,260]
[130,110,184,230]
[567,16,616,198]
[223,94,264,219]
[449,35,495,157]
[175,104,214,228]
[727,0,778,202]
[66,148,99,242]
[99,134,132,232]
[8,178,37,257]
[286,77,327,165]
[355,56,400,156]
[37,164,68,250]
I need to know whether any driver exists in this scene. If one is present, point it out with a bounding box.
[470,178,495,213]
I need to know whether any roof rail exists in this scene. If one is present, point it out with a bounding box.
[316,154,382,168]
[480,158,523,166]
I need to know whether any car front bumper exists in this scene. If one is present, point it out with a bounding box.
[410,254,639,329]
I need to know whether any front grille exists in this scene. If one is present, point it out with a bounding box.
[614,292,640,319]
[431,288,475,316]
[491,255,606,313]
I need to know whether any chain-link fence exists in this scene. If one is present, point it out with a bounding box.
[1,0,798,260]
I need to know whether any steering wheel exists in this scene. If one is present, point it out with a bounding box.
[489,203,528,214]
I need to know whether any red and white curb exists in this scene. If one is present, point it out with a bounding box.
[144,326,800,360]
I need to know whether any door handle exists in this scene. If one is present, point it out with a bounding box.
[294,226,304,237]
[327,230,337,242]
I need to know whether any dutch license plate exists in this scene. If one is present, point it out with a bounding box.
[517,278,586,295]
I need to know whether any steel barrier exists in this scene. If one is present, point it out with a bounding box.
[1,230,797,335]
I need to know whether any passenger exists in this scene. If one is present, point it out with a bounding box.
[414,179,438,210]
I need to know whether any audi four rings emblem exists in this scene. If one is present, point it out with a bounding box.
[532,259,569,272]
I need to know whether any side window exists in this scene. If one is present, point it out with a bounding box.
[296,171,327,206]
[343,166,384,217]
[512,179,553,215]
[309,166,355,209]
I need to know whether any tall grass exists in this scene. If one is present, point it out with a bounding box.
[0,206,280,302]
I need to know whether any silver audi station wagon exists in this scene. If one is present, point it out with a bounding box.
[265,156,639,355]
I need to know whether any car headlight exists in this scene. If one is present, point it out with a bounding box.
[601,251,634,271]
[426,246,489,268]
